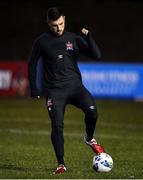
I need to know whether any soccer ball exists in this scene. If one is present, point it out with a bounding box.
[93,153,113,172]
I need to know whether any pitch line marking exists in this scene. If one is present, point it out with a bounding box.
[2,117,142,129]
[0,128,142,140]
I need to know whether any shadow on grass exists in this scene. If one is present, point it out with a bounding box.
[0,164,53,172]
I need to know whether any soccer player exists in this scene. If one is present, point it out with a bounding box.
[28,7,105,174]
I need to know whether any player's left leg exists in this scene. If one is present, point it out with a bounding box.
[70,84,105,154]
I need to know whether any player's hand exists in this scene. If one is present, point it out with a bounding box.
[81,28,89,35]
[31,91,41,99]
[31,94,41,99]
[33,95,41,99]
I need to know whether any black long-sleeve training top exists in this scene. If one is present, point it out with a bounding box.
[28,30,101,94]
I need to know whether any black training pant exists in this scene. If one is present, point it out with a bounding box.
[46,80,98,165]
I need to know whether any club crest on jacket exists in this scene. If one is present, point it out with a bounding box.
[66,41,73,50]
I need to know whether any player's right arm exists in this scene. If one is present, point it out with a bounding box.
[28,39,41,99]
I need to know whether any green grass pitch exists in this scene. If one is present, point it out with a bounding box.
[0,97,143,179]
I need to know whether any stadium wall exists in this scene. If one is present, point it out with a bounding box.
[0,62,29,96]
[0,61,143,100]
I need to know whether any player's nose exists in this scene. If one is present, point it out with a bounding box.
[57,25,60,31]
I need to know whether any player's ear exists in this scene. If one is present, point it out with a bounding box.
[63,16,65,21]
[47,20,52,27]
[47,16,52,26]
[47,19,50,26]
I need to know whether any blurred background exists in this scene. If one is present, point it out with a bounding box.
[0,0,143,99]
[1,1,143,178]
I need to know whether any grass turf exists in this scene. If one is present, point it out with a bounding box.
[0,97,143,179]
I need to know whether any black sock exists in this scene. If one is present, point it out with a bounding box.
[57,155,65,166]
[86,136,93,142]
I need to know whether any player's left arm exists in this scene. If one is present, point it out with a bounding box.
[76,28,101,59]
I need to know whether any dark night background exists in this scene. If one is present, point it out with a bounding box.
[0,0,143,62]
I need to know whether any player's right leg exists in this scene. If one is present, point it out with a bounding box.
[46,89,67,173]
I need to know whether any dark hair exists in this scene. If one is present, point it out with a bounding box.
[47,7,64,21]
